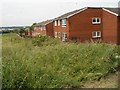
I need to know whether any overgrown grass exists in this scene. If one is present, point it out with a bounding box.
[2,33,120,88]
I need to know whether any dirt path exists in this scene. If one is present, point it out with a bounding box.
[82,71,119,88]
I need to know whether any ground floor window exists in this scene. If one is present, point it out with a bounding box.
[58,32,61,38]
[62,33,67,41]
[92,31,101,38]
[54,32,58,38]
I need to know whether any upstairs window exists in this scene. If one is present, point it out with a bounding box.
[62,19,66,27]
[92,18,101,24]
[92,31,101,38]
[58,20,60,26]
[54,21,57,26]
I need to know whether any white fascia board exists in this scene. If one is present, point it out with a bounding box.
[103,8,118,16]
[45,21,53,25]
[67,7,88,18]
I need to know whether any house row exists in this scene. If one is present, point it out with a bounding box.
[31,20,53,37]
[25,20,53,37]
[27,7,120,44]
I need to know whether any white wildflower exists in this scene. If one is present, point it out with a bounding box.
[115,55,120,59]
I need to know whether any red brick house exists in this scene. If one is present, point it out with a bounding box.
[53,7,120,44]
[24,27,32,36]
[32,19,53,37]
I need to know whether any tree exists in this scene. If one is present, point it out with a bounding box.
[29,23,37,37]
[29,23,37,31]
[19,28,25,37]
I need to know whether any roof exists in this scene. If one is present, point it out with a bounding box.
[35,19,53,27]
[54,7,87,20]
[103,8,120,16]
[54,7,120,20]
[105,8,119,14]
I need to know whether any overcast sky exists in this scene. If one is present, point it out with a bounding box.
[0,0,120,27]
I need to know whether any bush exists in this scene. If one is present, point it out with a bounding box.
[32,36,49,46]
[32,36,61,46]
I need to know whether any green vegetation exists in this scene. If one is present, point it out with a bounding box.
[2,33,120,88]
[1,29,19,34]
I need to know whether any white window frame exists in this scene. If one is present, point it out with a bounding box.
[62,33,67,41]
[58,32,61,38]
[54,21,57,26]
[40,27,43,31]
[92,31,101,38]
[54,32,58,38]
[58,20,60,26]
[43,26,46,30]
[92,18,101,24]
[62,19,66,27]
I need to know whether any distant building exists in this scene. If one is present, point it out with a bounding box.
[32,20,54,37]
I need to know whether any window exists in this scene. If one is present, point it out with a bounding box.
[92,31,101,38]
[62,19,66,27]
[92,18,101,24]
[58,20,60,26]
[40,27,43,31]
[43,26,46,30]
[62,33,67,41]
[54,32,58,38]
[64,33,67,38]
[58,32,61,38]
[54,21,57,26]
